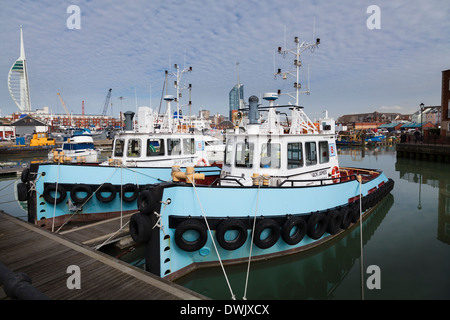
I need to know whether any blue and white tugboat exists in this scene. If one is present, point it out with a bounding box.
[128,36,394,282]
[130,94,394,281]
[19,96,221,230]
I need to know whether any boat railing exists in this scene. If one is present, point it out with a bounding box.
[278,174,358,187]
[209,177,245,187]
[208,174,358,188]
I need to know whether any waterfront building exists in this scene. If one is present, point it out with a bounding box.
[229,83,244,120]
[441,69,450,137]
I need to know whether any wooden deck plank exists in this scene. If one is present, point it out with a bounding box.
[59,213,133,247]
[0,211,207,300]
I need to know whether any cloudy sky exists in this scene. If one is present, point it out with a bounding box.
[1,0,449,120]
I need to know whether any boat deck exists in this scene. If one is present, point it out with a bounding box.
[0,211,206,300]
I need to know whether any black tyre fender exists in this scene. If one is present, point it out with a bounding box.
[215,219,248,250]
[129,213,153,243]
[340,206,352,229]
[20,168,29,183]
[17,182,28,201]
[43,183,66,204]
[120,183,139,202]
[281,216,307,245]
[70,184,93,204]
[307,212,328,240]
[349,203,360,223]
[253,218,280,249]
[174,219,208,252]
[95,183,116,203]
[137,190,153,215]
[326,210,343,235]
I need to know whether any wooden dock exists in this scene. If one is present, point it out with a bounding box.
[0,211,207,300]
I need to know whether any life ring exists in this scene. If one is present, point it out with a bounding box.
[326,210,343,235]
[95,183,116,203]
[331,166,340,183]
[252,218,280,249]
[196,158,207,166]
[174,219,208,252]
[306,212,328,240]
[281,216,307,245]
[215,219,248,250]
[70,184,93,204]
[129,213,153,243]
[119,183,139,202]
[43,183,66,204]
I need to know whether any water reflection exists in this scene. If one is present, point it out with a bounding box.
[175,194,394,300]
[395,157,450,245]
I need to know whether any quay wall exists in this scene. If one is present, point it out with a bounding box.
[396,143,450,163]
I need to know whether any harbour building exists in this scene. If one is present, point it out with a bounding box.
[229,83,244,120]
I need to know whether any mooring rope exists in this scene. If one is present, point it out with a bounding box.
[51,159,61,233]
[358,175,365,300]
[94,219,130,250]
[243,178,262,300]
[186,175,236,300]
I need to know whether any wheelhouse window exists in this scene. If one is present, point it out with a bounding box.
[127,138,141,157]
[114,139,125,157]
[235,142,254,168]
[183,138,195,155]
[260,143,281,168]
[146,138,164,156]
[224,140,233,165]
[287,142,303,169]
[168,138,181,155]
[319,141,329,163]
[305,141,317,166]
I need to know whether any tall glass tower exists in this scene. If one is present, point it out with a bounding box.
[229,84,244,120]
[8,26,31,112]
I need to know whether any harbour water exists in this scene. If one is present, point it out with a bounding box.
[1,145,450,299]
[175,145,450,300]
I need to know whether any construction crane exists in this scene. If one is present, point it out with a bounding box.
[101,88,112,116]
[57,92,73,127]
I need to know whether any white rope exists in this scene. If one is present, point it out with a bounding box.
[51,159,61,232]
[186,175,236,300]
[243,181,261,300]
[94,219,130,250]
[153,199,170,236]
[358,176,365,300]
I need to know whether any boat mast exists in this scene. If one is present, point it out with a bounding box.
[168,64,192,127]
[275,34,320,106]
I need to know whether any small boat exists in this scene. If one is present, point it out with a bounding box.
[0,132,57,154]
[48,129,99,163]
[203,135,225,163]
[336,131,363,146]
[365,131,386,145]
